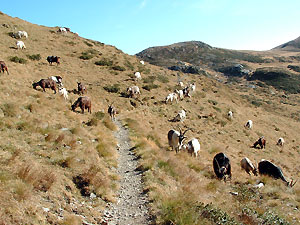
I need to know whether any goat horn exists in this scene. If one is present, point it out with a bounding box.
[183,128,191,135]
[290,179,297,187]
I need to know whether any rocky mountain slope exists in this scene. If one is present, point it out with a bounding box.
[0,11,300,224]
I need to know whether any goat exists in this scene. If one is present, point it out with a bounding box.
[175,89,184,100]
[32,78,56,94]
[253,136,266,149]
[71,96,91,114]
[189,82,196,92]
[183,138,200,157]
[77,82,87,95]
[167,128,190,153]
[134,72,141,81]
[47,56,60,65]
[49,76,63,86]
[240,157,258,176]
[178,81,184,87]
[258,159,297,187]
[139,60,145,65]
[213,152,232,181]
[171,109,186,122]
[182,86,191,98]
[127,86,140,98]
[277,137,285,147]
[58,87,68,100]
[57,27,67,33]
[165,92,178,103]
[0,61,9,75]
[16,30,28,39]
[16,40,26,49]
[108,104,116,121]
[244,120,253,129]
[227,111,233,120]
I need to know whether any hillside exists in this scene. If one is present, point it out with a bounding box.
[0,12,300,225]
[273,36,300,51]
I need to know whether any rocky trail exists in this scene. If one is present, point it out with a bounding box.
[101,119,152,225]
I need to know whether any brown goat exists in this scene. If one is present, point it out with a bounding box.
[0,61,9,75]
[108,104,116,120]
[71,96,91,114]
[253,136,266,149]
[77,82,87,95]
[32,78,56,94]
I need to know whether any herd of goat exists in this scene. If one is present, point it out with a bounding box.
[0,28,296,188]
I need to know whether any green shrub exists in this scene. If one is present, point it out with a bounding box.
[157,74,169,83]
[1,103,18,117]
[124,60,134,71]
[143,75,156,84]
[95,59,113,66]
[142,84,159,91]
[27,54,41,61]
[111,65,126,71]
[83,41,93,47]
[103,84,120,93]
[10,56,27,64]
[79,49,98,60]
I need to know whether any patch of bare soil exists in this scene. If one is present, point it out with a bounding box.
[101,119,151,225]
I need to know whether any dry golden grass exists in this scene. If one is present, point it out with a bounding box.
[0,11,300,224]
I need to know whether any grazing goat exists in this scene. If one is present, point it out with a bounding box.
[165,92,178,103]
[258,159,297,187]
[77,82,87,95]
[49,76,63,86]
[57,27,67,33]
[108,104,116,121]
[227,111,233,120]
[139,60,145,65]
[175,89,184,100]
[17,30,28,39]
[213,152,232,181]
[178,81,184,87]
[134,72,141,81]
[182,86,191,98]
[58,87,68,100]
[240,157,258,176]
[0,61,9,75]
[71,96,91,114]
[253,136,266,149]
[189,83,196,92]
[32,79,56,94]
[16,40,26,49]
[127,86,140,98]
[277,137,285,147]
[171,109,186,122]
[244,120,253,129]
[167,128,190,153]
[47,56,60,65]
[183,138,200,157]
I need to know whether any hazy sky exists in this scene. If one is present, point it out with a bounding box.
[2,0,300,55]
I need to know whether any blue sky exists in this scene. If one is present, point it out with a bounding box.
[2,0,300,55]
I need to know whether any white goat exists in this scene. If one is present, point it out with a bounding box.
[165,93,178,103]
[277,137,285,146]
[244,120,253,129]
[17,31,28,39]
[175,89,184,100]
[189,83,196,92]
[134,72,141,81]
[178,81,184,87]
[172,109,186,122]
[127,86,140,98]
[228,111,233,120]
[183,138,200,157]
[139,60,145,65]
[16,40,26,49]
[58,87,68,100]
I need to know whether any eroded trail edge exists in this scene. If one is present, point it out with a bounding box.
[101,119,151,225]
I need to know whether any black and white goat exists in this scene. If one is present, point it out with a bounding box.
[258,159,296,187]
[213,152,232,181]
[167,128,190,153]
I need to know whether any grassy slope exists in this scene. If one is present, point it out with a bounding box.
[0,12,300,224]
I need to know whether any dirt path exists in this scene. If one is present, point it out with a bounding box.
[101,119,151,225]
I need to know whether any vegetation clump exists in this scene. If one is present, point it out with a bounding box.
[10,56,27,64]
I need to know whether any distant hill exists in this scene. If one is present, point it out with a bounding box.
[273,36,300,51]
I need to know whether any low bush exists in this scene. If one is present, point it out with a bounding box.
[10,56,27,64]
[103,84,120,93]
[95,58,113,66]
[111,65,126,71]
[27,54,41,61]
